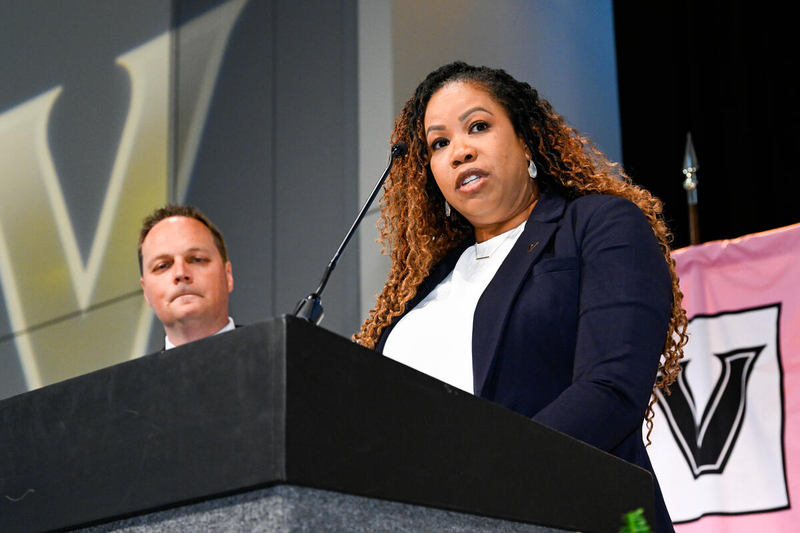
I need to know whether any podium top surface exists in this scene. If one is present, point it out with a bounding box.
[0,316,654,533]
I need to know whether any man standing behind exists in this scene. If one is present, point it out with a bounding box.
[138,205,234,348]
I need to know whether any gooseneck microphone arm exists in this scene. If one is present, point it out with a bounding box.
[292,142,408,325]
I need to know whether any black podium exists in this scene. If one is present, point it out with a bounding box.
[0,316,655,532]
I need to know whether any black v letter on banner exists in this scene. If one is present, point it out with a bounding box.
[657,346,764,478]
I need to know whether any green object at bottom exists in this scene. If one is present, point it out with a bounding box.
[619,508,651,533]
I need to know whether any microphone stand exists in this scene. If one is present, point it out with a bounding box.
[293,142,408,325]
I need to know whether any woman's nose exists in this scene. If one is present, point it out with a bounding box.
[450,137,476,167]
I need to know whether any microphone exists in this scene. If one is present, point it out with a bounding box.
[293,142,408,325]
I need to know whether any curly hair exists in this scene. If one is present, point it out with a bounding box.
[354,62,688,441]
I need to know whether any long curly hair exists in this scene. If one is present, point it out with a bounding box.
[355,62,688,440]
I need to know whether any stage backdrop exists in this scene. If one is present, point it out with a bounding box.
[0,0,361,400]
[648,223,800,529]
[1,0,621,401]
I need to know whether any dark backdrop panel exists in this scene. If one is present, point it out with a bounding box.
[176,0,276,332]
[178,0,359,339]
[272,0,360,334]
[614,1,797,249]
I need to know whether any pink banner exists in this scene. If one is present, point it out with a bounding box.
[646,223,800,530]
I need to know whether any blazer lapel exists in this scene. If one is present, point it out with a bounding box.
[472,189,567,396]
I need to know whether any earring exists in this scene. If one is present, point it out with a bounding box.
[528,159,538,179]
[444,199,451,218]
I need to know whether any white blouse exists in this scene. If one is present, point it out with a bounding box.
[383,222,526,393]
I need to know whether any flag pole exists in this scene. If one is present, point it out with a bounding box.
[682,132,700,245]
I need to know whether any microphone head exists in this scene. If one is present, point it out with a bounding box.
[391,142,409,158]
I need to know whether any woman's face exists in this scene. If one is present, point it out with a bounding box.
[424,81,538,242]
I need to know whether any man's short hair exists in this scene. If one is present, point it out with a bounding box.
[138,205,228,274]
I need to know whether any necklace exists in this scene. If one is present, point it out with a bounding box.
[475,230,516,260]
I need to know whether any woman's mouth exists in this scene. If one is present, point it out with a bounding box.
[457,168,488,191]
[461,175,481,187]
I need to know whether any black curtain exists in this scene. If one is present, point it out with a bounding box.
[614,2,796,249]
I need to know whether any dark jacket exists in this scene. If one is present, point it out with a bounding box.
[377,188,674,532]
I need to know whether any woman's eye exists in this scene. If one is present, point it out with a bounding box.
[430,138,449,151]
[470,121,489,133]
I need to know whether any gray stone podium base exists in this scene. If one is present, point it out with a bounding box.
[77,485,574,533]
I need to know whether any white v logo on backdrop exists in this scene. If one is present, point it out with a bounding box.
[0,0,247,391]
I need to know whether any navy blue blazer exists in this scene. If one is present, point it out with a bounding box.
[376,188,674,532]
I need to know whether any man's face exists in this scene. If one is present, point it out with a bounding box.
[140,216,233,331]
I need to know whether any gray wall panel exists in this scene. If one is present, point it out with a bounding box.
[179,0,276,329]
[390,0,621,161]
[0,341,25,399]
[273,0,360,337]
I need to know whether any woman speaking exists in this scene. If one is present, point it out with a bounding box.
[355,62,688,532]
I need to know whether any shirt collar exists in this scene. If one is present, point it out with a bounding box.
[165,316,235,350]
